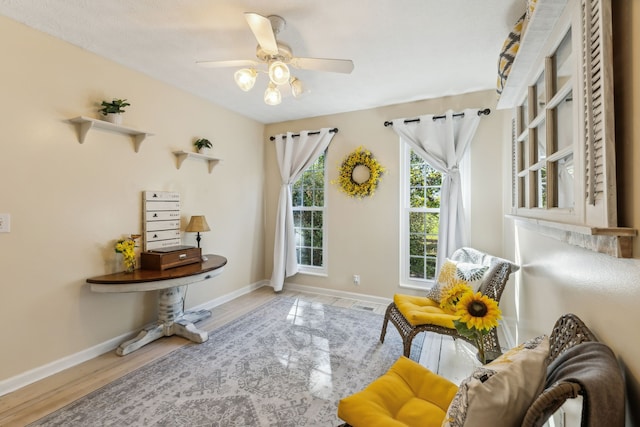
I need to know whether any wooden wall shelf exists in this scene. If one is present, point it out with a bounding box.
[69,116,154,152]
[173,151,221,174]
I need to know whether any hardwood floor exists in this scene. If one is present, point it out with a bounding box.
[0,287,390,427]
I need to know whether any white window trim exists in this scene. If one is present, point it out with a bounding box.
[399,142,470,289]
[295,154,328,276]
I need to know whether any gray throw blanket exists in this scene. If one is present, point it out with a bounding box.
[545,341,624,427]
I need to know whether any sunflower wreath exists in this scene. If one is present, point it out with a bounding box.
[333,145,385,198]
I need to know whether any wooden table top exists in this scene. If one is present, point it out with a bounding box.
[87,254,227,284]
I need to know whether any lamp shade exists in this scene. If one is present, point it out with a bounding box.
[290,77,304,98]
[268,61,290,86]
[264,83,282,105]
[185,215,210,232]
[234,68,257,91]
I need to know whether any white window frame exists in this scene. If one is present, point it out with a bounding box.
[399,143,470,289]
[292,151,328,276]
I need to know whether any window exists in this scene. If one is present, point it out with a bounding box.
[400,145,443,288]
[500,0,634,258]
[291,151,327,274]
[515,27,575,213]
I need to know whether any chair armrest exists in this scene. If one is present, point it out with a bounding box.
[521,381,582,427]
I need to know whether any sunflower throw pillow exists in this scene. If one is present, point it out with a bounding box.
[426,259,489,304]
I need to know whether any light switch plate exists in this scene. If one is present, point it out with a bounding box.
[0,213,10,232]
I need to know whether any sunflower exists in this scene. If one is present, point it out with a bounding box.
[455,291,502,332]
[439,281,473,313]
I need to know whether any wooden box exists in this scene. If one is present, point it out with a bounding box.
[140,246,202,270]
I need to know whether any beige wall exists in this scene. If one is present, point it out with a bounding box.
[501,1,640,423]
[2,3,638,421]
[0,16,265,381]
[263,90,509,299]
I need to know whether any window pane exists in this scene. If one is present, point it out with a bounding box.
[555,29,573,92]
[410,257,425,279]
[556,91,573,151]
[301,211,312,228]
[409,233,425,256]
[410,188,425,208]
[518,137,527,172]
[518,176,526,208]
[556,154,574,208]
[536,120,547,162]
[535,71,546,114]
[537,166,547,208]
[425,187,441,208]
[299,247,311,265]
[312,249,323,267]
[292,188,302,206]
[314,189,324,207]
[312,229,322,248]
[312,211,322,228]
[293,211,301,227]
[521,97,530,128]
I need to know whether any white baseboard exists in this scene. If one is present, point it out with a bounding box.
[283,281,392,306]
[0,280,268,397]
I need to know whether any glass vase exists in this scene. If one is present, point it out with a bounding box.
[123,256,136,273]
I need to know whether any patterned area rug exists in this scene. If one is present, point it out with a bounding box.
[31,296,423,426]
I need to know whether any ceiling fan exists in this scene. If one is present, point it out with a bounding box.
[196,13,354,105]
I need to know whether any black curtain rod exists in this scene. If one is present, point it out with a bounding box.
[383,108,491,127]
[269,128,339,141]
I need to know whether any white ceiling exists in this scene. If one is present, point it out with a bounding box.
[0,0,523,124]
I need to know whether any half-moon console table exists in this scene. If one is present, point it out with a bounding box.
[87,254,227,356]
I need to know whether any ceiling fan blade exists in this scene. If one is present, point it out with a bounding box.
[289,57,354,74]
[196,59,261,69]
[244,12,278,55]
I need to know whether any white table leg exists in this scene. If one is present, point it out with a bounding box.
[116,286,211,355]
[116,323,165,356]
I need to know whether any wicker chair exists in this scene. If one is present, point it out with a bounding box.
[380,247,519,358]
[521,313,598,427]
[337,313,619,427]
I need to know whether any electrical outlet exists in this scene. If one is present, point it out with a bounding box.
[0,213,10,233]
[353,274,360,285]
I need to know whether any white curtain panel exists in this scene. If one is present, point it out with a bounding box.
[270,128,336,291]
[391,109,481,275]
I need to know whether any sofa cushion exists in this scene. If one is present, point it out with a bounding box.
[394,294,457,328]
[338,356,458,427]
[442,335,550,427]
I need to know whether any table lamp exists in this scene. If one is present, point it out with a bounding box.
[185,215,210,248]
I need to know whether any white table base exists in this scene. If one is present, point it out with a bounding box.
[116,286,211,356]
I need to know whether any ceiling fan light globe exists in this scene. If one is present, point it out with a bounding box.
[290,77,304,98]
[234,68,257,91]
[264,83,282,105]
[268,61,290,86]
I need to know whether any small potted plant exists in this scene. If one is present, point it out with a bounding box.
[99,98,130,125]
[194,138,213,154]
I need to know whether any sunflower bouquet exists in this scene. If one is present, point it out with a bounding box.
[453,291,502,364]
[115,235,139,273]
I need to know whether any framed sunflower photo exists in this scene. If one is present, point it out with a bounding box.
[333,146,385,199]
